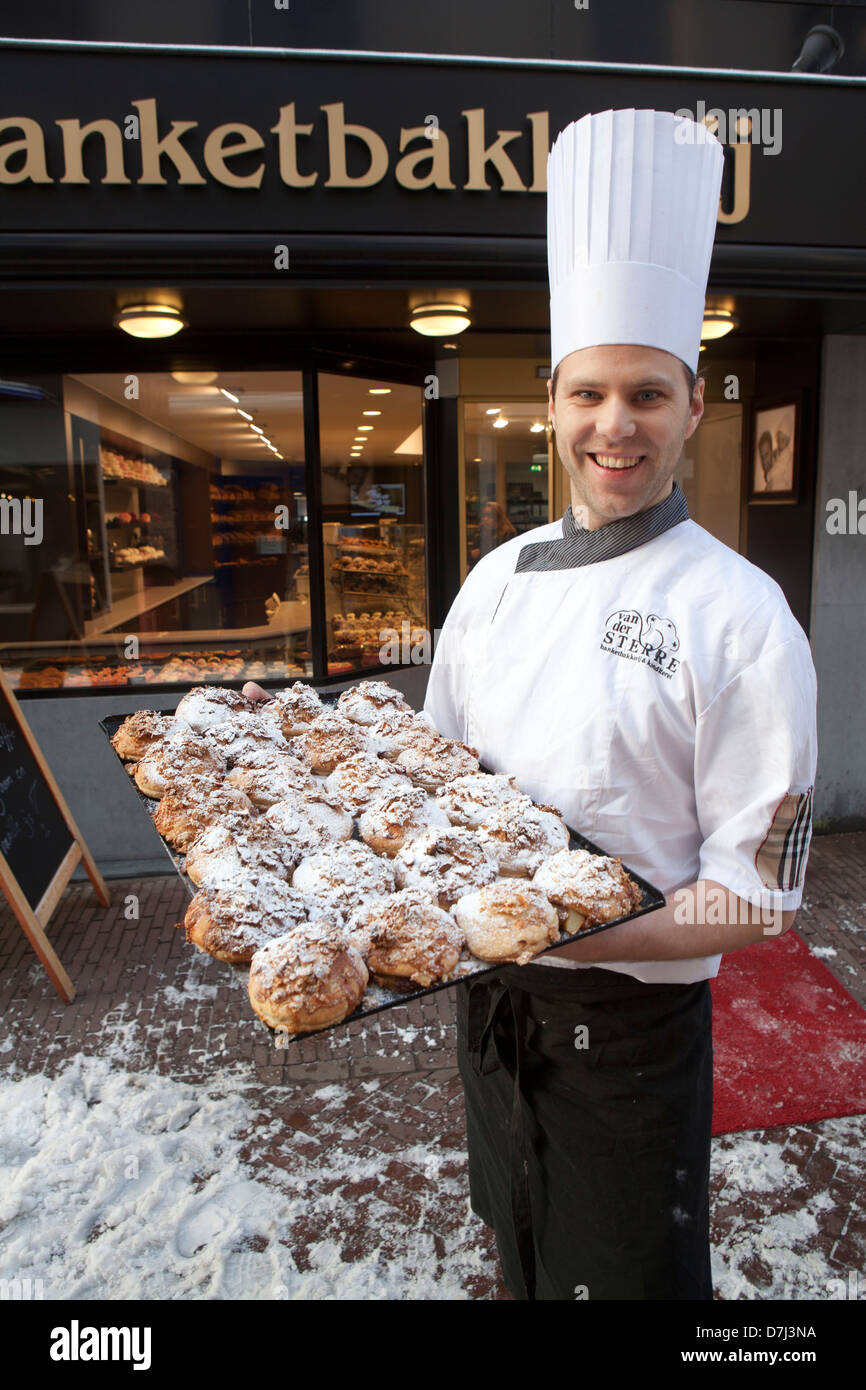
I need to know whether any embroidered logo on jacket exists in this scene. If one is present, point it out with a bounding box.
[601,609,681,679]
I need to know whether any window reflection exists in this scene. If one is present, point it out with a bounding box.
[463,402,550,572]
[318,373,427,676]
[0,371,312,688]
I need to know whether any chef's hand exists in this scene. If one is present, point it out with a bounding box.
[243,682,270,703]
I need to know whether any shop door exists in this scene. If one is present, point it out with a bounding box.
[317,372,427,677]
[462,400,550,576]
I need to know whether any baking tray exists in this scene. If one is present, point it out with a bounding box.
[100,708,666,1039]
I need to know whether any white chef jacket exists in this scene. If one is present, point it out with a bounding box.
[423,483,818,984]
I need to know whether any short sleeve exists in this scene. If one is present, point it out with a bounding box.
[694,636,818,910]
[422,553,512,743]
[422,582,475,742]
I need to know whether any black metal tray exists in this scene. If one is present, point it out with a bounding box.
[99,706,666,1039]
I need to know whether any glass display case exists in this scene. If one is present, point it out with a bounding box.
[324,521,427,670]
[318,372,428,676]
[0,367,426,690]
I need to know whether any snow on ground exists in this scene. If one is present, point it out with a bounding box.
[0,1042,862,1300]
[0,1054,487,1300]
[711,1119,865,1301]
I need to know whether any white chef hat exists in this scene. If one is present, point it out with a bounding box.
[547,108,724,375]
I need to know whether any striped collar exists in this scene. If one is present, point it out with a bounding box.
[516,481,689,572]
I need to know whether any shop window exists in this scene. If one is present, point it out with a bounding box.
[463,401,550,574]
[318,373,427,677]
[0,371,311,689]
[675,401,743,551]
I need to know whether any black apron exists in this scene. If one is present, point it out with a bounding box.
[456,962,714,1301]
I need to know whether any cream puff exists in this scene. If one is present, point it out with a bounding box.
[453,881,561,965]
[248,922,368,1034]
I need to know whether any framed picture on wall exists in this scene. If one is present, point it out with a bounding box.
[748,397,800,503]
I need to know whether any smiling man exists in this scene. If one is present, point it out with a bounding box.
[423,110,818,1301]
[549,345,703,528]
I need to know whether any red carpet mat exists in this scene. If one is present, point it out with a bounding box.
[710,930,866,1135]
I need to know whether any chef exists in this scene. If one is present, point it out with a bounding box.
[423,108,818,1301]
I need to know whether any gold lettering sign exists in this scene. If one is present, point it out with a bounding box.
[0,100,749,221]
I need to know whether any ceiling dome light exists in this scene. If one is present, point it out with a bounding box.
[409,302,471,337]
[368,388,391,395]
[493,416,509,429]
[170,370,218,385]
[701,308,738,341]
[530,422,545,433]
[114,303,187,338]
[362,410,382,417]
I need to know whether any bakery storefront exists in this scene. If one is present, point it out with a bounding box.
[1,39,865,865]
[1,366,428,688]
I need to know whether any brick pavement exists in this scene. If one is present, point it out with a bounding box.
[0,831,863,1300]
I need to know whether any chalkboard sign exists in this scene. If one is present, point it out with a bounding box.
[0,667,109,1002]
[0,687,75,910]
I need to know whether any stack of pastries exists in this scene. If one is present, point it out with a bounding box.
[110,679,642,1036]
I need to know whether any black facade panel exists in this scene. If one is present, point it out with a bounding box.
[0,2,864,75]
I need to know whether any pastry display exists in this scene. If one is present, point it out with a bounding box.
[347,888,464,989]
[331,554,409,592]
[323,752,413,815]
[291,711,370,774]
[100,445,168,487]
[110,709,188,760]
[367,709,436,759]
[153,777,255,851]
[182,876,309,963]
[204,710,288,764]
[358,784,450,857]
[105,677,650,1039]
[292,839,396,920]
[393,826,498,907]
[265,681,324,736]
[112,544,166,568]
[336,537,395,555]
[476,800,570,876]
[133,728,225,798]
[7,650,308,691]
[225,748,317,808]
[329,609,422,661]
[393,735,481,790]
[533,848,644,932]
[337,679,411,726]
[175,685,257,732]
[184,812,300,888]
[248,922,369,1033]
[435,771,529,827]
[264,792,354,856]
[453,881,562,965]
